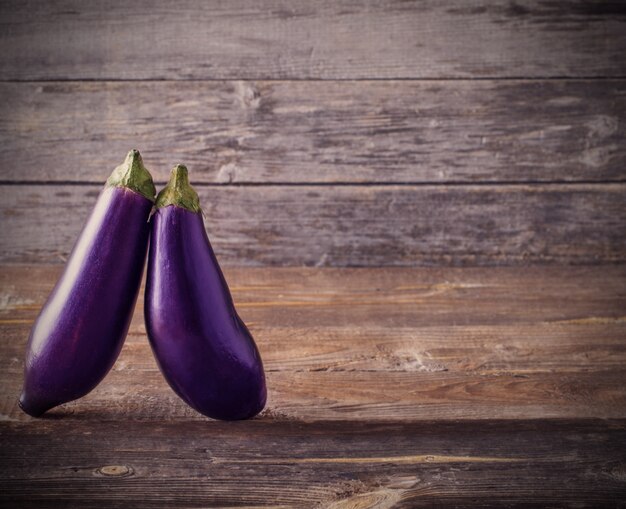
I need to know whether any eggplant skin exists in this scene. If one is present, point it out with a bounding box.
[145,206,267,420]
[19,186,152,416]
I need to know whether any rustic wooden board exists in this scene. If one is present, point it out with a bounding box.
[3,265,625,328]
[0,80,624,184]
[1,420,625,508]
[1,184,624,266]
[1,265,625,422]
[4,349,626,422]
[0,265,625,506]
[1,0,625,80]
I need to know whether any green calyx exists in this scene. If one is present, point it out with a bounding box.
[106,149,156,202]
[155,164,201,213]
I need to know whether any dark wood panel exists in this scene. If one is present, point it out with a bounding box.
[0,80,624,184]
[1,184,624,266]
[0,1,625,79]
[1,420,625,508]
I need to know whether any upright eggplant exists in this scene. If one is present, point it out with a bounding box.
[145,165,266,420]
[19,150,156,416]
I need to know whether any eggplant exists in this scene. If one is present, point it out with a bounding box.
[19,150,156,417]
[145,165,266,420]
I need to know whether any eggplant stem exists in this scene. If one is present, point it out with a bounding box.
[155,164,201,213]
[106,149,156,202]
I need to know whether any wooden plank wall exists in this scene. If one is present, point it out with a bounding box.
[0,0,625,266]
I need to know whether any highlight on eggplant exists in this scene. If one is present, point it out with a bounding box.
[19,150,156,417]
[145,165,267,420]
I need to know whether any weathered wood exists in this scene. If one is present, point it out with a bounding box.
[3,354,626,422]
[2,265,625,328]
[1,0,624,504]
[1,184,624,266]
[1,265,625,506]
[0,80,624,184]
[1,265,625,422]
[1,0,625,80]
[7,321,626,376]
[1,420,625,508]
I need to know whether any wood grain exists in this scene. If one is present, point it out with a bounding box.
[0,80,624,184]
[3,356,625,422]
[3,265,625,328]
[0,0,625,80]
[1,265,624,422]
[1,420,625,508]
[1,184,624,266]
[1,0,624,505]
[0,265,625,506]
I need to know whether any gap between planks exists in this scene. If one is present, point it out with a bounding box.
[2,77,626,82]
[2,180,626,187]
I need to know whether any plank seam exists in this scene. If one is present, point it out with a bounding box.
[1,180,625,187]
[1,77,626,83]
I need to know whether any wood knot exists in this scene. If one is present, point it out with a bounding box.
[610,464,626,482]
[216,162,238,183]
[94,465,134,478]
[236,81,261,109]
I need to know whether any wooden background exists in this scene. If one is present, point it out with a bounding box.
[1,1,626,507]
[0,0,625,266]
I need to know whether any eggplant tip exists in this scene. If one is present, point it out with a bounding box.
[124,149,143,168]
[18,393,48,418]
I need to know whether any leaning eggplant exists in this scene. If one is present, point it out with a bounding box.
[145,165,266,420]
[19,150,156,416]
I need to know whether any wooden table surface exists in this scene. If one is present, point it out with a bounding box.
[1,264,625,507]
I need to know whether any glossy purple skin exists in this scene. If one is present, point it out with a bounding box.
[145,205,266,420]
[19,186,152,416]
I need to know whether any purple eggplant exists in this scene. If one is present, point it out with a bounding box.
[145,165,266,420]
[19,150,156,417]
